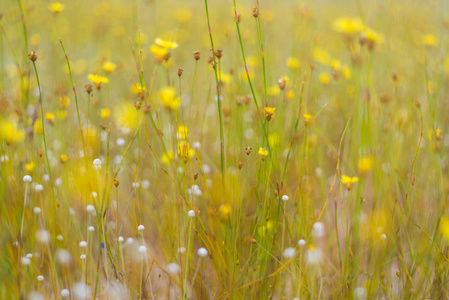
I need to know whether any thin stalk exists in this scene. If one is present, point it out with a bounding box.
[203,0,226,190]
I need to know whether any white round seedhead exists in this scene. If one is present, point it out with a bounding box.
[167,263,181,274]
[93,158,102,168]
[281,195,289,201]
[138,245,147,253]
[187,210,196,217]
[313,222,325,238]
[79,241,87,247]
[283,247,296,258]
[61,289,70,297]
[88,226,94,232]
[23,175,32,182]
[35,184,43,192]
[80,254,86,260]
[298,239,306,247]
[37,275,44,281]
[178,247,186,254]
[86,204,95,213]
[197,247,208,257]
[118,236,124,243]
[138,225,145,231]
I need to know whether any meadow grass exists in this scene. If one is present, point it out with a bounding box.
[1,0,449,299]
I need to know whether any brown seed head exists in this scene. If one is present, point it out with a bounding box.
[214,49,223,59]
[245,146,252,155]
[85,83,93,95]
[135,101,141,110]
[193,51,201,60]
[178,68,184,77]
[113,179,120,187]
[28,51,37,62]
[252,7,258,18]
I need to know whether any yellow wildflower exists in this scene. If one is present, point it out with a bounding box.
[258,147,268,161]
[332,17,363,34]
[150,45,169,60]
[59,95,70,108]
[177,125,188,140]
[313,47,331,66]
[45,113,55,124]
[264,107,276,121]
[422,34,438,47]
[287,57,300,69]
[358,156,373,173]
[88,74,109,89]
[60,154,68,163]
[219,204,232,220]
[25,162,35,173]
[331,59,341,70]
[159,86,181,110]
[48,2,65,13]
[178,141,195,158]
[102,61,116,73]
[268,85,280,96]
[114,103,139,130]
[319,72,331,85]
[100,108,111,119]
[130,83,147,95]
[155,38,179,49]
[162,152,174,164]
[287,90,295,99]
[0,119,25,145]
[342,65,351,79]
[341,175,359,190]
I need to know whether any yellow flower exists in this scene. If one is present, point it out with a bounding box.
[0,119,25,145]
[34,120,43,134]
[219,204,232,220]
[178,141,195,158]
[114,103,139,130]
[342,65,351,79]
[25,162,35,173]
[319,72,331,85]
[177,125,188,140]
[439,216,449,241]
[155,38,179,49]
[45,113,55,124]
[88,74,109,89]
[332,17,363,34]
[162,152,174,164]
[422,34,438,47]
[341,175,359,190]
[268,85,280,96]
[59,95,70,108]
[331,59,341,70]
[303,114,312,120]
[264,107,276,121]
[287,90,295,99]
[313,47,331,66]
[219,72,232,84]
[130,83,147,95]
[48,2,65,13]
[358,156,373,173]
[268,133,279,147]
[286,57,300,69]
[102,61,116,73]
[150,44,169,60]
[60,154,68,163]
[100,108,111,119]
[159,86,181,110]
[258,147,268,161]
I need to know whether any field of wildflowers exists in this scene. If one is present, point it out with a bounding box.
[1,0,449,298]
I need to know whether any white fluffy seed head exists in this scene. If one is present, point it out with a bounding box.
[37,275,44,281]
[197,247,208,257]
[79,241,87,247]
[283,247,296,258]
[21,257,31,265]
[61,289,70,297]
[126,238,134,244]
[34,184,43,192]
[138,225,145,231]
[80,254,86,260]
[138,245,146,253]
[178,247,186,254]
[118,236,124,243]
[33,207,42,214]
[93,158,102,167]
[86,204,95,213]
[23,175,32,182]
[167,262,181,274]
[36,229,51,244]
[56,249,72,265]
[281,195,289,201]
[187,210,196,217]
[57,235,64,241]
[313,222,325,238]
[380,233,387,240]
[298,239,306,247]
[88,226,94,232]
[116,138,125,146]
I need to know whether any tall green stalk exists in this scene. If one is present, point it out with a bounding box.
[203,0,226,191]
